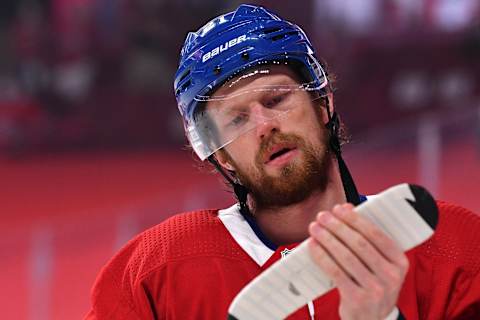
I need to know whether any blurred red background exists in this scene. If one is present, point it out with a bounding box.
[0,0,479,319]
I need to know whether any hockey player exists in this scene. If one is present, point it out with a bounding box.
[86,5,480,319]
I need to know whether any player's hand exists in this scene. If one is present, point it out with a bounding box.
[307,203,409,320]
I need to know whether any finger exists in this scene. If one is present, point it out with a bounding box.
[309,218,375,289]
[315,208,407,287]
[331,203,409,268]
[307,234,359,294]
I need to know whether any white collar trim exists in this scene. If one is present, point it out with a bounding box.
[218,204,274,266]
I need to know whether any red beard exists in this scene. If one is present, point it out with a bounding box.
[232,130,333,210]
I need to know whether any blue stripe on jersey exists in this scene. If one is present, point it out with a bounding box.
[241,210,278,251]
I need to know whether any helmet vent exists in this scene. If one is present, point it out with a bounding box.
[178,69,191,83]
[179,80,192,93]
[262,27,281,34]
[271,31,299,42]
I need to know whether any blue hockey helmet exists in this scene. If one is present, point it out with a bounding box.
[174,4,330,161]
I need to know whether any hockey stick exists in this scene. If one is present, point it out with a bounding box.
[227,183,438,320]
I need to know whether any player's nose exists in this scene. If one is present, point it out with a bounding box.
[250,103,281,140]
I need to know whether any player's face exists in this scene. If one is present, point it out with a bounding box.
[211,66,334,209]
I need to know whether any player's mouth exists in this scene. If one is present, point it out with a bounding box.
[264,144,299,167]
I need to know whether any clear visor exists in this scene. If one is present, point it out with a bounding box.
[187,66,328,160]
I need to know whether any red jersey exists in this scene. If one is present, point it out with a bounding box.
[85,201,480,319]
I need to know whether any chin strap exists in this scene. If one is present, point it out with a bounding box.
[207,156,250,215]
[324,99,361,206]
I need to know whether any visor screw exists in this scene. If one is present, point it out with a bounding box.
[213,65,221,75]
[241,52,249,60]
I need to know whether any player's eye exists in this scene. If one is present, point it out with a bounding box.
[263,91,290,109]
[227,112,248,128]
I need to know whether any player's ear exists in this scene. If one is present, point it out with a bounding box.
[215,150,235,171]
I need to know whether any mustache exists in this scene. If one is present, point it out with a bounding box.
[255,133,304,165]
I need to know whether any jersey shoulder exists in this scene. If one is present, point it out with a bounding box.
[129,208,246,271]
[418,201,480,273]
[88,209,247,318]
[102,208,245,280]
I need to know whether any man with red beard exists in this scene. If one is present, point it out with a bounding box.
[86,5,480,320]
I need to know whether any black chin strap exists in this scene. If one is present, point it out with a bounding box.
[324,103,361,205]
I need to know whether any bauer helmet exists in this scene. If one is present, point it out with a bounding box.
[174,4,330,161]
